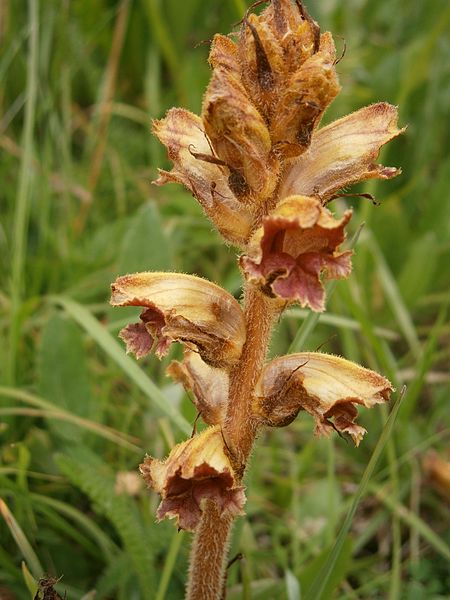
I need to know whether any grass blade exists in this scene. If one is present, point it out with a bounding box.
[304,389,405,600]
[0,498,43,578]
[155,529,186,600]
[50,295,191,435]
[371,485,450,562]
[366,233,421,359]
[0,386,142,452]
[7,0,39,384]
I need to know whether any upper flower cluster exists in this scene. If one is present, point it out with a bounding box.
[153,0,403,310]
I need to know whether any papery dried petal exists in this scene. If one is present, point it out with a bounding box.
[270,32,341,158]
[279,103,404,200]
[239,13,285,118]
[167,351,228,426]
[255,352,392,445]
[110,272,246,368]
[153,108,252,246]
[241,195,352,311]
[140,426,245,531]
[202,65,279,202]
[208,34,240,76]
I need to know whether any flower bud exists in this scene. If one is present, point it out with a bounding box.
[202,65,279,202]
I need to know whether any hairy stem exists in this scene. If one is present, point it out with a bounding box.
[225,286,276,473]
[186,285,277,599]
[185,501,233,600]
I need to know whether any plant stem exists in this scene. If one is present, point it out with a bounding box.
[186,285,276,599]
[225,286,276,475]
[185,501,233,600]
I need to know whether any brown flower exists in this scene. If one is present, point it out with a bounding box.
[153,108,253,246]
[240,195,352,311]
[167,351,228,426]
[110,272,246,368]
[140,426,245,531]
[254,352,392,445]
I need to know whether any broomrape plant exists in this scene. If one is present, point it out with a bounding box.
[110,1,403,597]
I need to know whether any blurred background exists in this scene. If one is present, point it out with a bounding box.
[0,0,449,598]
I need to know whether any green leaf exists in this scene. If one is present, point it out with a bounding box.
[55,447,159,597]
[38,313,93,440]
[285,569,301,600]
[117,201,173,275]
[300,537,353,600]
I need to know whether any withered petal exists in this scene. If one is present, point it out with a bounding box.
[153,107,253,246]
[202,65,279,202]
[241,195,352,311]
[208,34,240,76]
[140,426,245,531]
[167,351,228,426]
[270,32,341,158]
[119,322,154,359]
[110,272,246,368]
[279,102,404,200]
[254,352,393,445]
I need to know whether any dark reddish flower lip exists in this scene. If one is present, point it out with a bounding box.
[241,195,352,311]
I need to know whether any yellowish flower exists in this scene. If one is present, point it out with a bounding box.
[140,426,245,531]
[110,271,246,368]
[254,352,393,446]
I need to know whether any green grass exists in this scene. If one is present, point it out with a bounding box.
[1,0,449,598]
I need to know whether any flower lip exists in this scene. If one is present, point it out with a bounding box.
[140,426,246,531]
[110,271,246,368]
[254,352,393,445]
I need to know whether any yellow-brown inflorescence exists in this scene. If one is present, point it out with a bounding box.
[111,0,402,538]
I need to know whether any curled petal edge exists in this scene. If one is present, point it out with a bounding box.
[254,352,393,446]
[140,426,246,531]
[110,271,246,368]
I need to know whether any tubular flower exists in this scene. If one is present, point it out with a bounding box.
[167,351,228,426]
[140,426,245,531]
[110,272,246,368]
[254,353,393,446]
[241,195,352,311]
